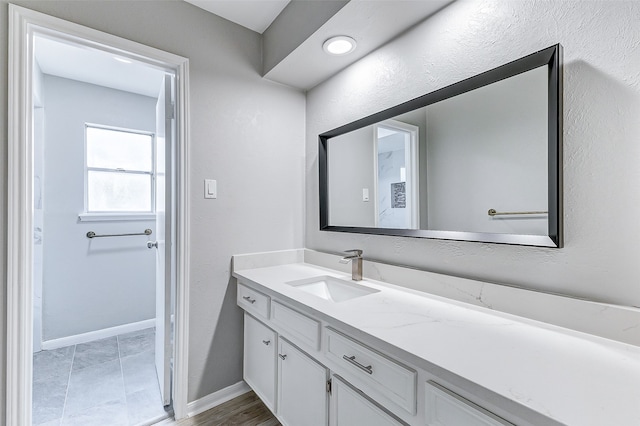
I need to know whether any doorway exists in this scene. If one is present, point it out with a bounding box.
[373,120,420,229]
[7,5,191,425]
[32,33,172,425]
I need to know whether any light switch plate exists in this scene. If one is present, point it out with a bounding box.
[205,179,217,199]
[362,188,369,202]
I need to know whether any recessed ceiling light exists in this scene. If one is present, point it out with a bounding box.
[323,36,357,55]
[113,56,132,64]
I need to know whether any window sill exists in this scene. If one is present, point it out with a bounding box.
[78,213,155,222]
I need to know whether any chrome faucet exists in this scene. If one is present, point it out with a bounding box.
[339,249,363,281]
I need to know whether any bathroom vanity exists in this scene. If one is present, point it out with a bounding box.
[233,250,640,426]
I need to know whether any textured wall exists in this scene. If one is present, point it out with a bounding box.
[0,0,306,413]
[306,0,640,307]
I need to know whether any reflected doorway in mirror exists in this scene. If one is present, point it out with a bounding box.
[374,120,419,229]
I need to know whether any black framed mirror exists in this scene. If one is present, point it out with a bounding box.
[319,44,562,247]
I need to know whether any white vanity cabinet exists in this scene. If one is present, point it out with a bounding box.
[331,375,406,426]
[237,278,529,426]
[232,255,640,426]
[277,338,329,426]
[243,313,277,411]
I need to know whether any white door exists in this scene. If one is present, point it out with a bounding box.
[277,339,328,426]
[244,313,277,411]
[154,74,174,406]
[331,376,403,426]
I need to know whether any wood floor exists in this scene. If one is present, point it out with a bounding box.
[172,391,280,426]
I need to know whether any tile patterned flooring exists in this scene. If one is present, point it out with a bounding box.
[33,328,169,426]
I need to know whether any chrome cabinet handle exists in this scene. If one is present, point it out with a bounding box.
[279,354,287,360]
[262,340,271,346]
[342,355,373,375]
[242,296,256,304]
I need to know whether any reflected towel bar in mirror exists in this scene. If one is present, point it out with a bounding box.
[86,229,152,238]
[487,209,548,216]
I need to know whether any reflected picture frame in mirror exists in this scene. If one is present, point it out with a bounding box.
[319,44,563,247]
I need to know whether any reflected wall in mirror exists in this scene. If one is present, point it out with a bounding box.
[320,45,562,247]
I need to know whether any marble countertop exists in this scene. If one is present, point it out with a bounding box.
[233,261,640,426]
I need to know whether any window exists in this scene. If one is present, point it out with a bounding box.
[85,125,154,213]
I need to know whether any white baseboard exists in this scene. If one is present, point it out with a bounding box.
[133,412,172,426]
[40,318,155,351]
[186,381,251,418]
[152,418,176,425]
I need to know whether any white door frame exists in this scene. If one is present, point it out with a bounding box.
[373,119,420,228]
[7,5,191,424]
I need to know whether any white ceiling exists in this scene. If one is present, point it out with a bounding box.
[186,0,454,90]
[184,0,290,33]
[34,36,166,98]
[263,0,452,89]
[33,1,454,95]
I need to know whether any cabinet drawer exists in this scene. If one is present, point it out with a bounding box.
[425,381,513,426]
[271,301,321,350]
[237,283,270,319]
[325,327,416,414]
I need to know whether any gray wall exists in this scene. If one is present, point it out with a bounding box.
[306,0,640,308]
[41,75,156,341]
[0,0,306,415]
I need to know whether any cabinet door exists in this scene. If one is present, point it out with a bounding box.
[244,313,277,411]
[332,376,405,426]
[278,338,328,426]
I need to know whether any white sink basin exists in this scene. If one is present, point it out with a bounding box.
[286,276,380,302]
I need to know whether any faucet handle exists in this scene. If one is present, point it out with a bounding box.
[344,249,363,257]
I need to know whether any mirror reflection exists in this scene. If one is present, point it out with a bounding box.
[320,45,562,247]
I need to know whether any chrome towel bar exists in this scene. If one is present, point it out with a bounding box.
[86,229,152,239]
[488,209,548,216]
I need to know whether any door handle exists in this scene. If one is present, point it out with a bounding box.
[147,241,158,249]
[279,354,287,360]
